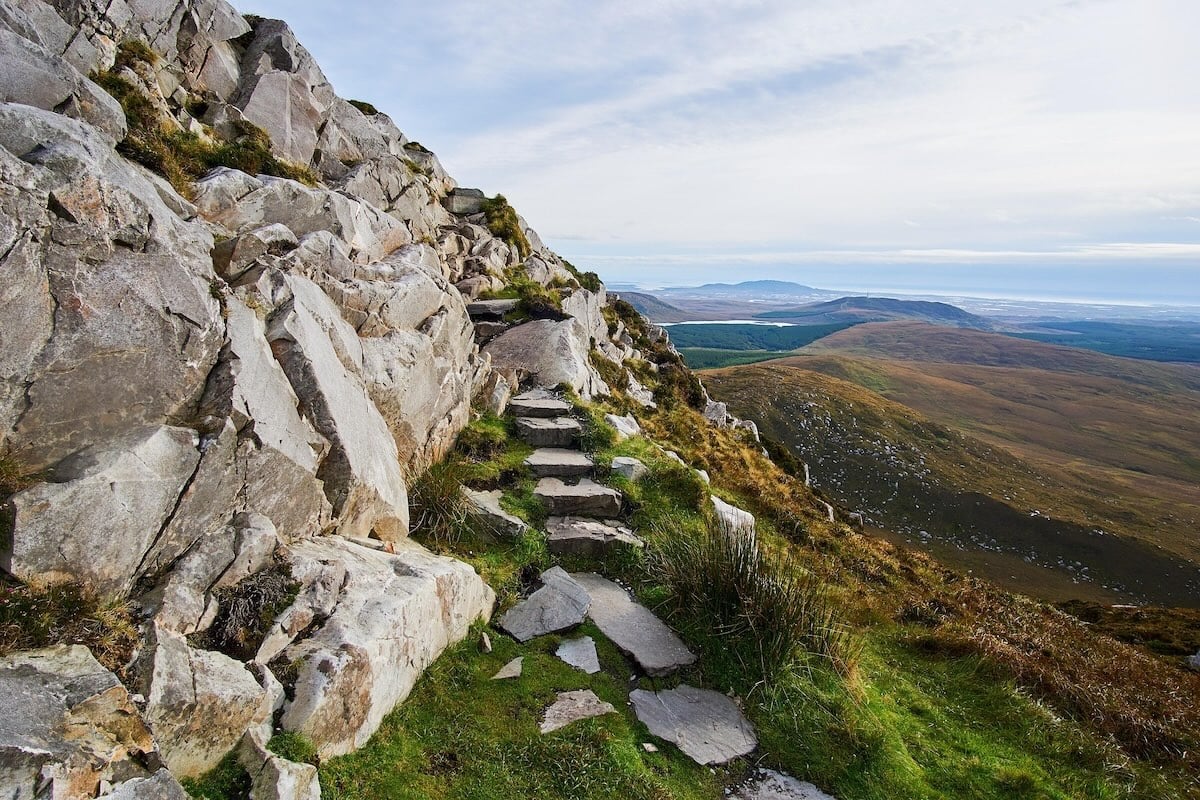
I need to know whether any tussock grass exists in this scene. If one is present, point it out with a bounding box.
[481,195,531,259]
[0,580,137,674]
[409,458,480,548]
[651,521,855,684]
[193,563,298,661]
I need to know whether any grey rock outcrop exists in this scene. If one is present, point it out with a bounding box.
[280,537,494,757]
[237,729,321,800]
[605,414,642,440]
[483,319,608,399]
[135,625,275,778]
[611,456,649,482]
[0,645,158,800]
[4,426,201,596]
[546,517,643,558]
[99,769,190,799]
[711,496,756,539]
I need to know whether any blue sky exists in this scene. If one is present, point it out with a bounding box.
[240,0,1200,303]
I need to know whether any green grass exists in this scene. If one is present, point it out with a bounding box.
[180,751,250,799]
[481,195,532,260]
[320,621,728,800]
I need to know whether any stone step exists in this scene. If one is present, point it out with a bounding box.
[466,298,518,320]
[516,417,581,448]
[730,769,837,799]
[630,684,757,765]
[568,573,696,675]
[524,449,594,478]
[509,395,573,418]
[462,489,528,537]
[535,478,622,518]
[546,516,643,557]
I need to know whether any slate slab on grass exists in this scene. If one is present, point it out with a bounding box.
[496,567,590,642]
[629,684,757,765]
[568,573,695,675]
[555,636,601,674]
[463,489,529,537]
[491,657,523,680]
[509,396,573,418]
[539,689,616,734]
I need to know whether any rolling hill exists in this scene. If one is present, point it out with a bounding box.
[702,322,1200,607]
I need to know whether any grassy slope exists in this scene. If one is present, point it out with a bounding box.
[702,361,1200,606]
[792,322,1200,564]
[315,397,1200,800]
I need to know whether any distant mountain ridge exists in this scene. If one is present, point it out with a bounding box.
[756,296,995,330]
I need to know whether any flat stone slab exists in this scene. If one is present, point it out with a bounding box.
[611,456,649,482]
[730,769,837,799]
[497,567,590,642]
[540,689,616,734]
[630,685,757,765]
[463,489,529,537]
[556,636,601,674]
[491,657,523,680]
[535,478,623,518]
[516,417,582,448]
[525,448,594,478]
[509,396,573,418]
[546,517,643,558]
[569,573,695,675]
[466,298,519,319]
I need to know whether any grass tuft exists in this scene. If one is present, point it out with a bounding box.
[409,458,479,548]
[0,580,138,674]
[192,563,298,661]
[268,731,320,765]
[348,99,379,116]
[482,195,532,259]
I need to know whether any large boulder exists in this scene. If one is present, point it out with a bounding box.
[136,626,275,778]
[4,426,201,597]
[267,274,408,541]
[483,319,609,400]
[0,103,223,471]
[279,537,494,757]
[0,27,125,141]
[0,645,159,800]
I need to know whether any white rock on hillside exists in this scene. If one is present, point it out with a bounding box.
[0,103,223,472]
[268,274,409,541]
[483,319,609,399]
[4,426,201,597]
[135,625,276,778]
[280,537,494,757]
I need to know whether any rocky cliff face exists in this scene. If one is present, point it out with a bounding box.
[0,1,659,796]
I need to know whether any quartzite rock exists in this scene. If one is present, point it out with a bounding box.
[0,645,158,800]
[238,728,322,800]
[4,426,201,597]
[545,517,643,558]
[99,770,190,799]
[605,414,641,440]
[711,496,756,539]
[516,416,581,448]
[534,478,623,517]
[497,567,591,643]
[268,274,408,541]
[524,448,594,478]
[629,685,757,765]
[611,456,649,482]
[539,689,616,734]
[137,626,275,778]
[569,573,695,676]
[482,319,608,399]
[281,537,494,757]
